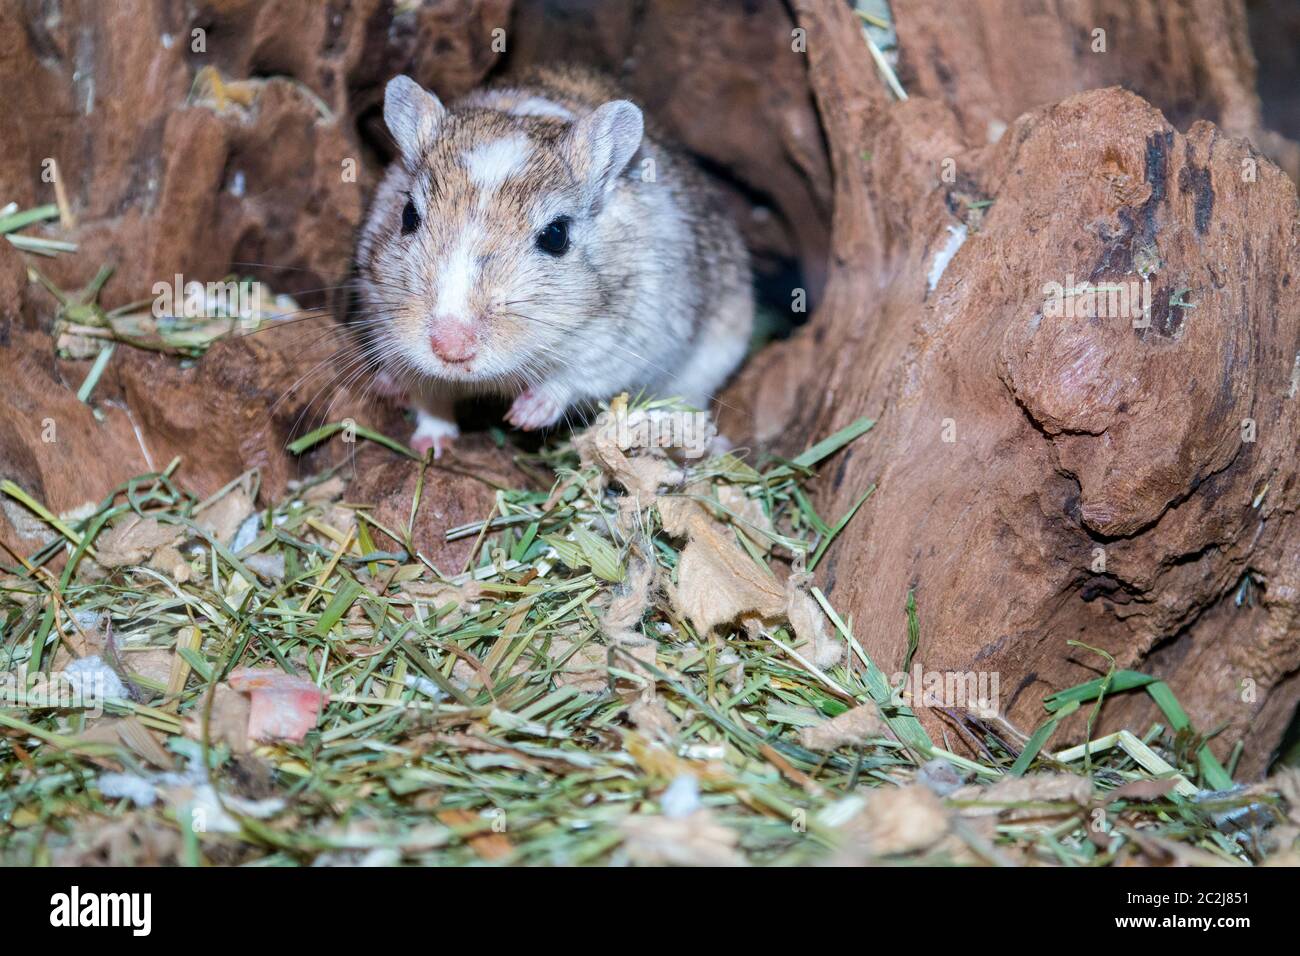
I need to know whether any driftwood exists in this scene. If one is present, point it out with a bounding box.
[723,1,1300,775]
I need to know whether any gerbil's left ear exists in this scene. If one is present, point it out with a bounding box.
[384,75,445,160]
[569,100,644,197]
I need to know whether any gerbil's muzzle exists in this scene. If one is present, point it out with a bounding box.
[429,318,479,364]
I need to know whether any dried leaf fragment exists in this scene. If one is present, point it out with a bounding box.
[620,810,747,866]
[96,515,182,568]
[228,667,329,744]
[799,703,890,751]
[959,772,1094,821]
[666,509,784,635]
[850,784,951,856]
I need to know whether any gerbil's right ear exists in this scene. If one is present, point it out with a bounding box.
[568,100,644,199]
[384,76,445,159]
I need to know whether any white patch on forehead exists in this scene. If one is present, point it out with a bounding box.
[434,222,483,318]
[507,97,574,120]
[463,135,531,192]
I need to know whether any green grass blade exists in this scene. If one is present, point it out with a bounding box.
[1042,670,1156,712]
[0,203,58,235]
[287,421,420,459]
[1010,699,1080,775]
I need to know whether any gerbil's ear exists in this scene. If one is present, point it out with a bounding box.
[384,76,445,159]
[569,100,643,197]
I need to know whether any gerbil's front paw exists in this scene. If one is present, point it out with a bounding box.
[506,389,564,431]
[410,410,459,459]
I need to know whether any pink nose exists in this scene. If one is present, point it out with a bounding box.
[429,320,478,363]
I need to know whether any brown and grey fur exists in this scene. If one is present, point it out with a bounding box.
[353,67,752,454]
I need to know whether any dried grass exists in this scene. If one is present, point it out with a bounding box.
[0,398,1291,866]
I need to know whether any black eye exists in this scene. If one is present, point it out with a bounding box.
[536,216,570,256]
[401,197,420,236]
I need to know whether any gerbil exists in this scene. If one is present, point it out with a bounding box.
[352,67,753,456]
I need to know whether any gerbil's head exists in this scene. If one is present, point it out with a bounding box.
[359,74,644,390]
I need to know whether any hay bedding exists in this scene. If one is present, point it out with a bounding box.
[0,394,1295,866]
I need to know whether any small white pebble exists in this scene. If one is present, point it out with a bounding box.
[63,655,129,701]
[231,513,260,552]
[661,774,701,819]
[243,552,285,581]
[681,743,726,761]
[97,772,159,807]
[404,673,444,700]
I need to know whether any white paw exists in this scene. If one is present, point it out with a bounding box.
[506,388,563,431]
[410,410,459,458]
